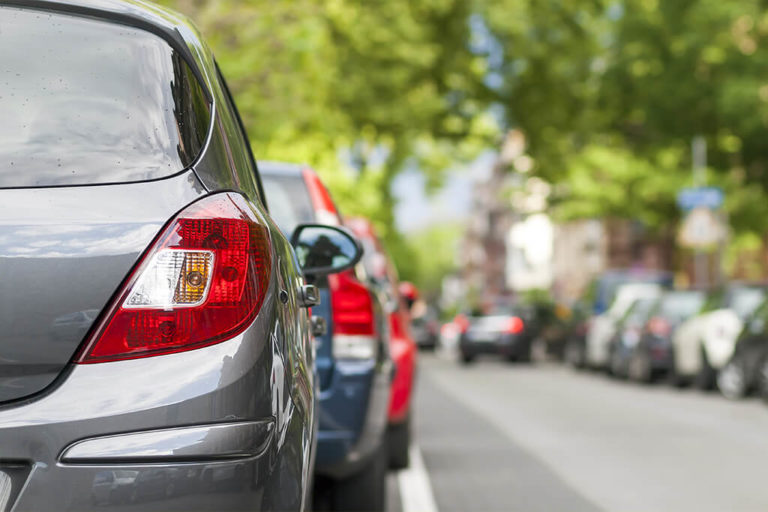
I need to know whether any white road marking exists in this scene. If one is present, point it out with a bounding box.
[397,445,439,512]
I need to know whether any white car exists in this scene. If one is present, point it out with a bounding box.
[585,283,663,369]
[671,285,766,388]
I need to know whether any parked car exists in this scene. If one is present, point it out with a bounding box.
[404,285,440,350]
[671,284,766,389]
[718,298,768,399]
[346,217,418,470]
[0,3,363,511]
[458,303,535,363]
[607,295,663,378]
[627,289,707,383]
[589,269,674,315]
[585,282,664,369]
[260,162,392,511]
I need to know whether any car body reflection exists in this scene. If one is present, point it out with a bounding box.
[90,470,137,506]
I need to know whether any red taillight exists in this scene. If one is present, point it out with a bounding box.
[302,167,340,225]
[78,193,271,363]
[648,316,671,337]
[504,316,524,334]
[328,270,374,336]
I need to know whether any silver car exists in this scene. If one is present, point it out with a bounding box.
[0,1,362,510]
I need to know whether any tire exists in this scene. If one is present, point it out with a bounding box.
[517,342,533,363]
[718,359,748,400]
[388,417,410,470]
[332,440,387,512]
[460,352,475,365]
[694,346,716,391]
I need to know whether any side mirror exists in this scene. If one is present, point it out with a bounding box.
[290,224,363,277]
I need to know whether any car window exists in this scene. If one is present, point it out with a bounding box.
[658,291,706,322]
[729,288,766,319]
[624,298,658,326]
[260,174,315,235]
[0,6,210,187]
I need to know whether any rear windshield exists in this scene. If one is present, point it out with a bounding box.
[729,287,766,319]
[0,7,211,187]
[261,174,315,235]
[659,291,705,322]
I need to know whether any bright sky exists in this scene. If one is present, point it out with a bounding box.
[392,151,496,233]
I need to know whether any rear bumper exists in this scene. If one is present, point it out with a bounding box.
[642,335,674,371]
[0,316,310,512]
[459,333,530,357]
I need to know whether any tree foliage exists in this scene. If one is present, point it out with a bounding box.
[156,0,768,289]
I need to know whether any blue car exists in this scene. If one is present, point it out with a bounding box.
[260,162,392,512]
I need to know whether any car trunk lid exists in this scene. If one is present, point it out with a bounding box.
[0,173,204,403]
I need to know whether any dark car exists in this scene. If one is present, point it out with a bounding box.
[458,304,535,364]
[627,290,706,383]
[260,163,392,512]
[607,296,660,378]
[410,304,440,350]
[718,299,768,400]
[0,2,361,511]
[565,269,673,368]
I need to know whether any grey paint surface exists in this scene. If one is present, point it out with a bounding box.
[0,171,206,402]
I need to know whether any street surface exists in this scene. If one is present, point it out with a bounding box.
[390,353,768,512]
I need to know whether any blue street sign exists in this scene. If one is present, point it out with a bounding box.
[676,186,724,210]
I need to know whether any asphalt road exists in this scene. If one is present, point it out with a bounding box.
[393,353,768,512]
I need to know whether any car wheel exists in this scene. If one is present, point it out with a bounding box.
[332,439,387,512]
[460,352,475,365]
[517,343,533,363]
[718,359,748,400]
[388,417,410,470]
[694,346,716,391]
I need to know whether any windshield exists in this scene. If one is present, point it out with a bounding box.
[260,174,315,235]
[658,291,706,322]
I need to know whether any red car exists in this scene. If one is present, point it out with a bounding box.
[346,218,418,469]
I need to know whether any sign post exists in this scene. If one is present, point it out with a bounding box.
[677,137,725,287]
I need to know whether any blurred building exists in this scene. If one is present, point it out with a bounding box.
[458,131,677,306]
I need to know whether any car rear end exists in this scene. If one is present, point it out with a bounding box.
[639,290,706,376]
[259,163,391,510]
[459,307,532,363]
[0,4,311,511]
